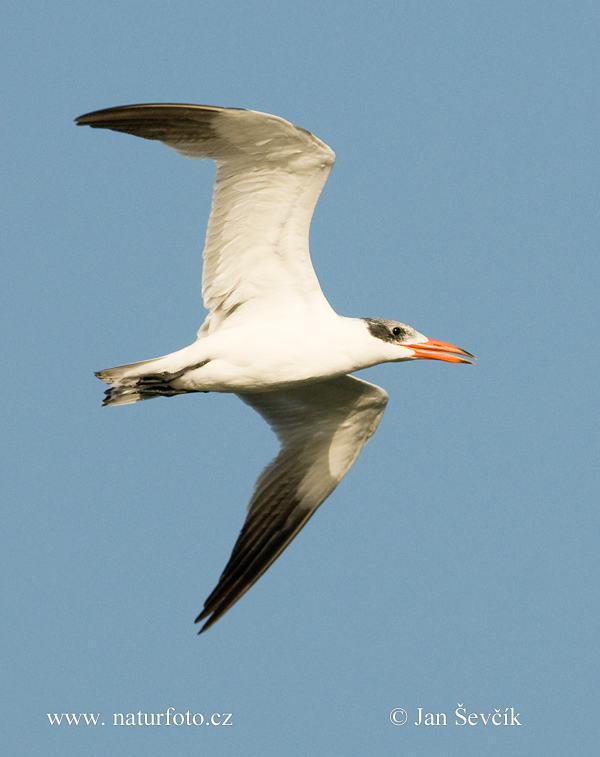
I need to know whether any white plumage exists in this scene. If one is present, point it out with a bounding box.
[77,103,474,631]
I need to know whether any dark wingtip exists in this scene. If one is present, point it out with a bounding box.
[195,611,216,634]
[75,103,152,126]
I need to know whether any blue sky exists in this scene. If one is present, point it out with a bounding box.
[2,1,598,754]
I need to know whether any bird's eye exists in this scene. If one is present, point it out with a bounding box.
[392,327,402,337]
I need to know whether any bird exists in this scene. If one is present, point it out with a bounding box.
[76,103,475,633]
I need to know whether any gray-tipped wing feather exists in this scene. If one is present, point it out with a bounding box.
[195,375,388,632]
[77,103,336,333]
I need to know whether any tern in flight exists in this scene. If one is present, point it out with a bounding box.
[77,103,474,632]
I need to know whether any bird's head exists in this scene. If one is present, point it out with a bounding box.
[364,318,475,364]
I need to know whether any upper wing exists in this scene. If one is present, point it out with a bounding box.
[76,103,336,332]
[195,375,389,632]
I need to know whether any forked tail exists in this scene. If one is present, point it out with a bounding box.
[96,357,209,407]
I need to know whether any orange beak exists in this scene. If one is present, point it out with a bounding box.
[407,338,476,364]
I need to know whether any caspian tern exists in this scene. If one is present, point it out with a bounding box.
[76,103,474,632]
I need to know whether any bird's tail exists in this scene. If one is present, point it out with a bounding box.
[95,355,198,407]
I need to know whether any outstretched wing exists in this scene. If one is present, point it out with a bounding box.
[76,103,336,332]
[196,375,388,632]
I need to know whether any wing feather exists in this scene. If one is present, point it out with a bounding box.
[76,103,336,332]
[195,376,388,632]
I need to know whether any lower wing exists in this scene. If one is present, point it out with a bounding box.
[196,375,388,632]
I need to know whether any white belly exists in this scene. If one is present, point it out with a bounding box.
[170,315,375,393]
